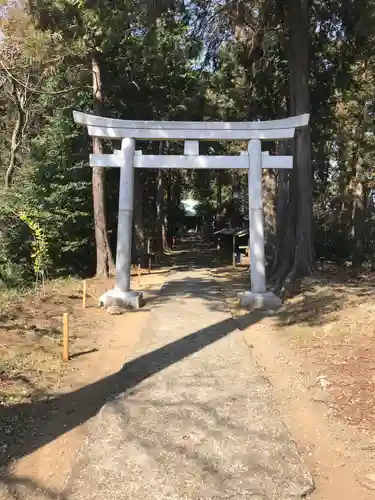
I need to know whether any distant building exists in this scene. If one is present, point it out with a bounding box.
[180,198,202,232]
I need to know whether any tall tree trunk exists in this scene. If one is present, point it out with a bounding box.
[155,142,166,254]
[167,170,181,248]
[216,171,222,228]
[5,81,27,189]
[166,170,181,248]
[166,170,173,247]
[350,103,368,270]
[133,169,146,266]
[287,0,315,277]
[92,52,115,277]
[351,171,365,270]
[263,169,277,264]
[271,169,294,276]
[5,113,22,189]
[271,0,315,284]
[172,170,181,245]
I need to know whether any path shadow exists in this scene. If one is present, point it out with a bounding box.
[70,348,99,359]
[210,256,375,329]
[146,275,234,312]
[0,309,260,472]
[143,246,250,312]
[0,475,67,500]
[275,273,375,328]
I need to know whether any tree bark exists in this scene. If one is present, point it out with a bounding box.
[133,168,146,266]
[263,168,277,264]
[166,170,173,247]
[216,171,222,228]
[350,102,368,270]
[155,142,167,254]
[92,52,115,277]
[5,81,27,189]
[172,170,181,245]
[271,0,315,284]
[351,170,365,269]
[166,170,181,248]
[5,112,22,189]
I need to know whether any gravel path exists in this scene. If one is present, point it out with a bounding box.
[63,269,313,500]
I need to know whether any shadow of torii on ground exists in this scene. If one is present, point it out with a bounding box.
[0,302,263,473]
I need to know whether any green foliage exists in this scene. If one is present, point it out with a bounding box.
[0,216,31,288]
[3,0,375,292]
[18,211,50,285]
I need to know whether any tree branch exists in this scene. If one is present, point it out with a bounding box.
[0,60,78,95]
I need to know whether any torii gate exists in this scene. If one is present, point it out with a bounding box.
[73,111,309,310]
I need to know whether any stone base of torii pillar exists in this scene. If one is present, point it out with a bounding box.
[99,288,144,311]
[237,291,282,310]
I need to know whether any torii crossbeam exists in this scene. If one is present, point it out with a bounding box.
[73,111,309,311]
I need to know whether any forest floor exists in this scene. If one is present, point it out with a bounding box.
[0,265,171,496]
[215,261,375,498]
[1,248,375,499]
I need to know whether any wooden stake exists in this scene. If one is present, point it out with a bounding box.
[232,234,236,268]
[82,280,87,309]
[62,313,69,362]
[137,264,141,288]
[147,238,151,274]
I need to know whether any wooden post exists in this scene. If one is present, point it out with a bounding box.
[137,263,141,288]
[147,238,151,274]
[232,233,236,268]
[82,280,87,309]
[62,313,69,362]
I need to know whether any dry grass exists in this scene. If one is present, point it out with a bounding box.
[214,263,375,432]
[0,266,169,474]
[0,277,106,406]
[0,265,168,407]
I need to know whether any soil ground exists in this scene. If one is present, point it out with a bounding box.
[0,265,170,497]
[1,247,375,499]
[215,262,375,499]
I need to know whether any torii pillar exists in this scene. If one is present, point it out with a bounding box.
[236,139,282,309]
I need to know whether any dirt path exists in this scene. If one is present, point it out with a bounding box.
[2,247,375,499]
[0,270,168,499]
[215,264,375,500]
[241,323,374,500]
[60,268,312,500]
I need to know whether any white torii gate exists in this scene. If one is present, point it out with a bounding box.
[73,111,309,310]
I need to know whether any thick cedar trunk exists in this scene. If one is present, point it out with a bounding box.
[350,104,368,270]
[155,142,167,254]
[216,171,222,228]
[92,53,115,277]
[133,169,146,266]
[166,170,181,248]
[217,172,222,208]
[350,149,366,269]
[263,169,277,264]
[351,175,365,269]
[172,170,181,245]
[271,0,315,284]
[166,171,173,247]
[272,169,295,276]
[288,0,315,277]
[155,172,163,252]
